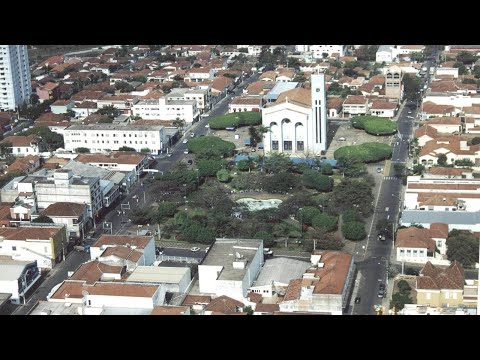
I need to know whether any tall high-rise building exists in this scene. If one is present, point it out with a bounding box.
[0,45,32,112]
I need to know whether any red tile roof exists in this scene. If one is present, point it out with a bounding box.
[70,261,124,284]
[151,306,189,315]
[182,295,212,306]
[395,227,437,251]
[93,235,152,249]
[205,295,244,314]
[0,227,62,241]
[417,261,464,290]
[100,246,143,262]
[0,135,37,147]
[254,303,280,313]
[42,202,86,217]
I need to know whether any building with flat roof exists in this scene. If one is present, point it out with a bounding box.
[249,257,311,298]
[62,123,166,155]
[198,238,264,301]
[127,266,191,293]
[0,260,41,304]
[0,45,31,112]
[132,96,200,123]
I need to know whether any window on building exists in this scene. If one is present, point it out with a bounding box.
[413,250,418,257]
[12,246,17,251]
[406,249,411,255]
[272,141,279,150]
[297,141,304,151]
[284,141,292,151]
[400,249,405,255]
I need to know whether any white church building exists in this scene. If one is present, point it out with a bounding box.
[262,73,328,156]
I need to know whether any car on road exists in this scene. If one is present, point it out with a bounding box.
[155,247,164,255]
[205,124,210,128]
[251,148,256,152]
[182,139,188,144]
[184,150,189,154]
[205,246,210,252]
[338,137,346,141]
[190,247,200,252]
[187,159,193,165]
[377,289,385,298]
[408,111,412,114]
[201,114,209,118]
[379,284,386,291]
[354,296,361,304]
[263,248,273,256]
[376,167,383,173]
[190,133,195,138]
[378,233,386,241]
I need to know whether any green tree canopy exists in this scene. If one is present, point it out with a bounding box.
[23,126,64,151]
[298,206,322,226]
[446,230,479,268]
[331,179,374,216]
[342,221,367,241]
[312,213,338,232]
[263,172,297,193]
[197,159,224,177]
[302,171,334,192]
[32,215,54,223]
[156,202,178,221]
[188,136,235,158]
[76,147,90,153]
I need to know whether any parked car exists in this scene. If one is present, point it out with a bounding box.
[184,150,189,154]
[376,167,383,173]
[377,289,385,298]
[263,248,273,256]
[205,124,210,128]
[190,247,200,252]
[354,296,361,304]
[190,133,195,138]
[338,137,346,141]
[182,139,188,144]
[187,159,193,165]
[379,284,386,291]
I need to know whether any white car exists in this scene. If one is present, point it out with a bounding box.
[184,150,189,155]
[190,247,200,252]
[205,124,210,128]
[182,139,188,144]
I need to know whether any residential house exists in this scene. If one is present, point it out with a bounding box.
[182,295,212,314]
[310,45,346,59]
[185,67,215,82]
[4,155,41,175]
[40,202,88,239]
[418,138,480,167]
[327,97,343,118]
[50,100,75,114]
[0,226,67,269]
[229,97,262,113]
[260,71,277,82]
[72,101,98,119]
[395,224,449,264]
[342,95,369,117]
[204,295,245,315]
[36,82,60,102]
[0,135,44,157]
[369,100,398,118]
[69,260,125,284]
[416,261,465,308]
[420,101,456,120]
[90,234,156,267]
[47,280,165,312]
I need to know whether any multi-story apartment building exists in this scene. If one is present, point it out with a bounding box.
[0,45,31,111]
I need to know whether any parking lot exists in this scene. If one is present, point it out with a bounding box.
[325,121,393,159]
[211,126,263,156]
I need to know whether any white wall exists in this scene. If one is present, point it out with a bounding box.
[86,293,155,309]
[198,265,223,294]
[0,239,54,269]
[396,247,430,263]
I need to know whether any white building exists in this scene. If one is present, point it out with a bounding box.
[6,170,103,220]
[47,280,165,311]
[40,202,88,239]
[132,97,199,123]
[198,238,264,302]
[75,152,149,185]
[0,135,44,157]
[63,124,165,155]
[435,67,459,79]
[0,45,32,112]
[249,257,310,298]
[0,226,68,270]
[127,266,191,294]
[310,45,346,58]
[262,73,328,156]
[279,251,355,315]
[166,87,212,113]
[376,45,395,63]
[90,234,156,267]
[423,93,480,109]
[295,45,310,52]
[0,260,41,304]
[395,224,449,264]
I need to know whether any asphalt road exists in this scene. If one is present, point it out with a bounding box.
[352,102,415,315]
[11,251,90,315]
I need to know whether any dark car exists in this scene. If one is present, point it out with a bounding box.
[354,296,361,304]
[379,283,386,291]
[187,159,193,165]
[155,247,164,255]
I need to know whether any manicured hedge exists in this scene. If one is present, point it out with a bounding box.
[188,136,236,157]
[208,111,262,129]
[351,115,397,135]
[334,142,392,163]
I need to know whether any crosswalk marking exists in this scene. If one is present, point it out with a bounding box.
[383,176,397,180]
